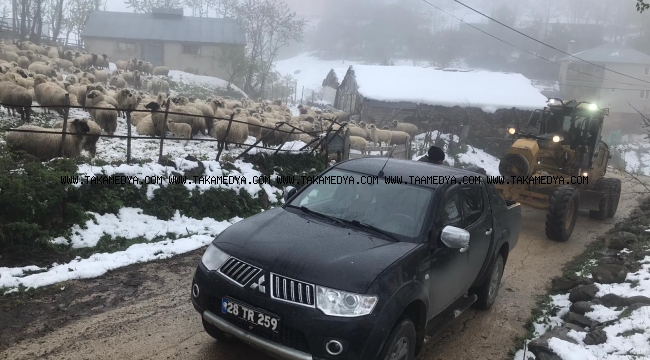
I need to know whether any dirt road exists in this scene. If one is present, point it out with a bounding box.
[1,171,647,360]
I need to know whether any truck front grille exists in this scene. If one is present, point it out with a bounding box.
[270,273,315,308]
[218,257,261,287]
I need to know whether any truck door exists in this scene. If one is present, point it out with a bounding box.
[459,184,493,290]
[426,186,470,317]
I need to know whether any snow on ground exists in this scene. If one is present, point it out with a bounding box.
[512,249,650,360]
[615,140,650,176]
[167,70,247,97]
[410,131,500,176]
[0,226,237,291]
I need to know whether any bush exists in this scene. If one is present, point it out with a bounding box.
[0,152,89,253]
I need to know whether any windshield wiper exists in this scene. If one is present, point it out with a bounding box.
[336,219,399,242]
[287,205,347,227]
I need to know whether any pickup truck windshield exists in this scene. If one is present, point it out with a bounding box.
[287,169,434,242]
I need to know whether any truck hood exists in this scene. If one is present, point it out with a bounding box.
[213,207,418,294]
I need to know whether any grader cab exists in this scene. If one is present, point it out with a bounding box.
[494,99,621,242]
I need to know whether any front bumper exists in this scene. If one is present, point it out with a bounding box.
[191,262,385,360]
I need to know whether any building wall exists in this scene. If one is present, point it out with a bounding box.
[84,37,142,63]
[84,38,245,87]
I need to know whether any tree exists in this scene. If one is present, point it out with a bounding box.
[64,0,100,45]
[49,0,65,43]
[124,0,181,13]
[212,46,248,87]
[211,0,238,18]
[234,0,306,97]
[637,0,649,13]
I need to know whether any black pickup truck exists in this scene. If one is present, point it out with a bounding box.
[191,158,521,360]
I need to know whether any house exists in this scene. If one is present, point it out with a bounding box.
[558,43,650,136]
[333,65,548,127]
[81,8,246,82]
[321,68,348,105]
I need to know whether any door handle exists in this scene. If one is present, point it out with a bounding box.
[485,228,493,236]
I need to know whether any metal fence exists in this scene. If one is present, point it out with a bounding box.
[2,100,349,163]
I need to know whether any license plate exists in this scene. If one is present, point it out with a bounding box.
[221,297,280,332]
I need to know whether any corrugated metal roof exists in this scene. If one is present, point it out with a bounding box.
[81,11,247,45]
[559,43,650,65]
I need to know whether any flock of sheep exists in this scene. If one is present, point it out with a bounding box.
[0,38,423,162]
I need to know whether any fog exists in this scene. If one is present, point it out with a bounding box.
[290,0,649,81]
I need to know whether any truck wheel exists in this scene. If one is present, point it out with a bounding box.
[545,186,580,242]
[588,178,611,221]
[472,254,504,310]
[604,178,621,218]
[378,319,416,360]
[202,318,237,343]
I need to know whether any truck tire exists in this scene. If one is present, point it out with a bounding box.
[378,319,416,360]
[604,178,621,218]
[202,318,237,343]
[588,178,611,221]
[545,186,580,242]
[472,253,504,310]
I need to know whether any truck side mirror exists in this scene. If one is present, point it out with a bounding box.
[440,226,470,253]
[283,186,297,203]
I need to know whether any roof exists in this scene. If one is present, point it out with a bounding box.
[559,43,650,65]
[344,65,548,113]
[335,157,477,189]
[81,11,246,45]
[322,68,348,88]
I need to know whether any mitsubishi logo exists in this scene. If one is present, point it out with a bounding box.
[250,275,266,293]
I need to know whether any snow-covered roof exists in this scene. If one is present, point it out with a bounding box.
[347,65,548,113]
[560,43,650,65]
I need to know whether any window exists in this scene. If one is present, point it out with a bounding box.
[641,90,650,100]
[182,44,200,55]
[440,192,462,228]
[117,42,135,51]
[645,67,650,76]
[461,186,483,226]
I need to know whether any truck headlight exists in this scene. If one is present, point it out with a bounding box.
[201,244,230,271]
[508,127,516,135]
[552,135,563,143]
[316,285,378,317]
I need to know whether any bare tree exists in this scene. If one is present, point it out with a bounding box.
[212,45,247,87]
[125,0,181,13]
[211,0,238,18]
[637,0,649,13]
[49,0,65,42]
[234,0,305,97]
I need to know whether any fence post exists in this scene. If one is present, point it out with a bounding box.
[216,113,236,161]
[158,99,171,163]
[58,105,70,157]
[126,106,133,164]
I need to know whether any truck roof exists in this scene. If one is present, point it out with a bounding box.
[335,158,482,189]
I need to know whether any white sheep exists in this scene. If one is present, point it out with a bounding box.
[33,76,70,115]
[52,119,102,157]
[0,81,32,121]
[392,120,419,138]
[210,119,249,150]
[85,90,118,135]
[167,121,192,142]
[17,56,30,69]
[349,135,368,155]
[152,66,169,76]
[389,130,411,146]
[6,119,91,161]
[368,124,392,146]
[136,114,157,136]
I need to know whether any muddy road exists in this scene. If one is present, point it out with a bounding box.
[1,171,647,360]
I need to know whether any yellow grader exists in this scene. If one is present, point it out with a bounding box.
[494,99,621,242]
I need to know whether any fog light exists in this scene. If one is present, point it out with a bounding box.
[552,135,562,143]
[508,127,516,135]
[326,340,343,356]
[588,103,598,111]
[192,284,200,298]
[582,172,588,177]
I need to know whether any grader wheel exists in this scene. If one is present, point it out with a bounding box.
[545,186,580,242]
[589,178,612,221]
[604,178,622,218]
